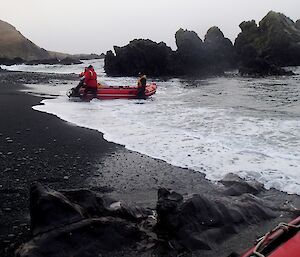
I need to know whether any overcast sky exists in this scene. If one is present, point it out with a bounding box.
[0,0,299,54]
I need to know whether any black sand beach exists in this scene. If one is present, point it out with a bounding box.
[0,71,299,257]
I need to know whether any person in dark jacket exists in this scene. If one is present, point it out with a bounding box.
[137,72,147,98]
[69,67,88,97]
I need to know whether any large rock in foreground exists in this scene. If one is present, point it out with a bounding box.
[15,180,299,257]
[16,184,150,257]
[154,187,275,252]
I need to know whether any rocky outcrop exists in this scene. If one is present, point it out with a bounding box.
[24,57,82,66]
[0,57,25,65]
[72,53,105,60]
[154,187,276,252]
[105,28,236,77]
[25,58,60,65]
[105,11,300,77]
[174,28,205,75]
[16,184,151,257]
[59,57,83,65]
[104,39,174,76]
[203,26,237,71]
[296,19,300,30]
[235,11,300,75]
[15,181,297,257]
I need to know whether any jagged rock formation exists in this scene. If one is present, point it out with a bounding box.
[104,39,174,76]
[0,20,50,61]
[154,188,276,252]
[105,11,300,77]
[15,181,298,257]
[16,184,151,257]
[204,26,237,70]
[104,28,236,77]
[235,11,300,75]
[174,28,206,75]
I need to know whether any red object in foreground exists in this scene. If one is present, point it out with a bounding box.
[78,83,157,100]
[240,216,300,257]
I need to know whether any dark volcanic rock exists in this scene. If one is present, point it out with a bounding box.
[60,57,83,65]
[258,11,300,65]
[26,58,60,65]
[17,184,151,257]
[220,173,264,196]
[204,26,237,71]
[16,218,141,257]
[72,53,105,60]
[105,28,236,77]
[25,57,83,65]
[296,19,300,30]
[30,184,85,235]
[174,28,205,75]
[239,58,294,76]
[104,39,174,76]
[174,27,236,75]
[16,183,297,257]
[235,11,300,75]
[155,188,277,252]
[175,28,203,52]
[0,57,25,65]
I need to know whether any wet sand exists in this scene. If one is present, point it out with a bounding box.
[0,71,299,257]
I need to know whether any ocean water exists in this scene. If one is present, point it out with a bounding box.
[2,60,300,195]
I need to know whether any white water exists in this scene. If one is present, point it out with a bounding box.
[3,60,300,195]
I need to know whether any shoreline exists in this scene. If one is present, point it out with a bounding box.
[0,71,299,257]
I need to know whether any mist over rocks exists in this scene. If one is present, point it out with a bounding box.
[15,182,298,257]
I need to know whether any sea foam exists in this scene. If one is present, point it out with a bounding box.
[12,60,300,195]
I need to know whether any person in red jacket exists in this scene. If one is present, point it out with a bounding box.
[82,65,98,97]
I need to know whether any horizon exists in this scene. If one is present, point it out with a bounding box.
[0,0,300,55]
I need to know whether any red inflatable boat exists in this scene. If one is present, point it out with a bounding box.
[68,83,157,100]
[239,216,300,257]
